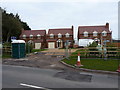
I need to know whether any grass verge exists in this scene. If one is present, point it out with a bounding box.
[62,58,119,72]
[31,49,47,53]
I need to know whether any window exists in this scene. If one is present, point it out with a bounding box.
[22,35,26,39]
[58,33,62,38]
[102,31,107,36]
[37,34,41,39]
[50,34,54,38]
[93,31,98,37]
[84,31,88,37]
[30,34,33,39]
[65,33,70,38]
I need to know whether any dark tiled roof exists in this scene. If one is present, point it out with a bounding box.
[20,30,46,37]
[78,25,111,34]
[48,28,73,35]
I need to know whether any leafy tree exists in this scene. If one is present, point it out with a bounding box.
[1,8,31,42]
[2,10,22,42]
[21,21,31,30]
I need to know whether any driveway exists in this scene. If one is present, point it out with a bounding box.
[2,49,78,70]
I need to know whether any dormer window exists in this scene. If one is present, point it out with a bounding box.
[37,34,41,39]
[84,31,88,37]
[30,34,33,39]
[58,33,62,38]
[93,31,98,37]
[102,31,107,36]
[65,33,70,38]
[50,34,54,38]
[22,35,26,39]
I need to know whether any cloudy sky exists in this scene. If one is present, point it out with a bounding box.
[1,0,119,40]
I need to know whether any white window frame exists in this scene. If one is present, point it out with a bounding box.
[22,35,26,39]
[102,31,107,36]
[84,31,88,37]
[37,34,41,39]
[50,34,54,38]
[65,33,70,38]
[58,33,62,38]
[30,34,33,39]
[93,31,98,37]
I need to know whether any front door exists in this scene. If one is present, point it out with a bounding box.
[57,39,62,48]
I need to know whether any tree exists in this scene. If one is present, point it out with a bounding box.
[2,10,22,42]
[2,8,31,42]
[15,13,31,30]
[21,21,31,30]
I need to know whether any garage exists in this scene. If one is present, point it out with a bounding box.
[48,42,55,49]
[35,43,41,49]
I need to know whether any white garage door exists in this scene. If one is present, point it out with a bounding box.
[48,42,55,49]
[35,43,41,49]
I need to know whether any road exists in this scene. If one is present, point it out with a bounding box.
[2,65,118,89]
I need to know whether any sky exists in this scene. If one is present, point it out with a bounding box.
[1,0,119,41]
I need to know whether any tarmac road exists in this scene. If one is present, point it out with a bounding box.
[2,65,118,89]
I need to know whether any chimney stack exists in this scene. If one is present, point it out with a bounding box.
[72,25,74,30]
[106,22,109,29]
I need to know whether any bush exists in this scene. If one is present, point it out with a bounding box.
[88,41,98,47]
[3,42,11,47]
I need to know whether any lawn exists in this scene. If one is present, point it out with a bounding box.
[62,58,119,72]
[2,53,11,58]
[31,49,47,53]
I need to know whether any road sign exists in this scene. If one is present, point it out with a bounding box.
[11,36,16,41]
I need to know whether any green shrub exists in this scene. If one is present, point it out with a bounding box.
[3,42,11,47]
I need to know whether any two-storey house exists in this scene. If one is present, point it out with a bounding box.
[20,30,46,49]
[78,23,112,45]
[46,26,74,48]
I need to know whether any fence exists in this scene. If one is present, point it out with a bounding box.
[71,47,120,58]
[2,46,120,58]
[2,46,12,54]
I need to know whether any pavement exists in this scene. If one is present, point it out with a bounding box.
[2,65,119,88]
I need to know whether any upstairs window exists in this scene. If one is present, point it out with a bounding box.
[102,31,107,36]
[22,35,26,39]
[65,33,70,38]
[93,31,98,37]
[58,33,62,38]
[37,34,41,39]
[30,34,33,39]
[50,34,54,38]
[84,31,88,37]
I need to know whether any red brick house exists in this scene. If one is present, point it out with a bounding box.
[78,23,112,45]
[46,26,74,48]
[20,30,46,49]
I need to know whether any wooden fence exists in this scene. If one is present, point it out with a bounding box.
[2,46,12,54]
[71,47,120,58]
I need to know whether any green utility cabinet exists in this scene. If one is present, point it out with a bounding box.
[12,40,26,58]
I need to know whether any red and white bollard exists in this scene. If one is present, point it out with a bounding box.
[75,53,83,67]
[116,64,120,72]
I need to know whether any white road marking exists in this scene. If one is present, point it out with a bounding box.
[20,83,51,90]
